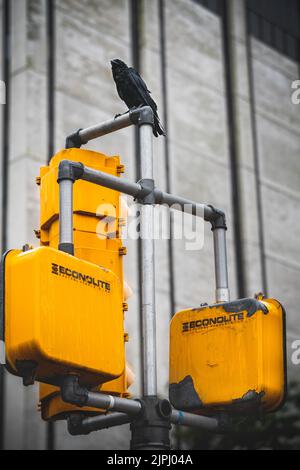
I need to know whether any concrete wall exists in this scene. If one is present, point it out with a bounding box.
[3,0,48,450]
[251,37,300,375]
[1,0,299,449]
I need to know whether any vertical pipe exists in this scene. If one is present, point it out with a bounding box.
[1,0,9,253]
[213,228,230,303]
[129,0,144,393]
[0,0,10,450]
[158,0,176,318]
[220,0,246,299]
[58,180,74,255]
[139,122,157,397]
[46,0,56,449]
[245,4,268,295]
[46,0,55,163]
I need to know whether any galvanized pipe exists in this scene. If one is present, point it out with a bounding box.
[79,412,132,433]
[139,124,154,177]
[213,228,230,303]
[158,191,210,220]
[81,166,141,198]
[59,179,74,253]
[85,391,142,416]
[171,409,220,432]
[77,109,140,144]
[140,205,157,396]
[139,121,157,397]
[60,161,221,223]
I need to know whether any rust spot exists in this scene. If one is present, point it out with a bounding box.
[169,375,203,411]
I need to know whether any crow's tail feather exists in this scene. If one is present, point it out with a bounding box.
[153,113,166,138]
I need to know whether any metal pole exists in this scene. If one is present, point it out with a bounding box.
[139,122,157,397]
[158,191,211,220]
[65,108,140,148]
[81,166,141,198]
[85,392,142,416]
[76,413,132,434]
[58,179,74,255]
[171,410,220,432]
[213,228,230,303]
[59,161,222,223]
[79,113,135,143]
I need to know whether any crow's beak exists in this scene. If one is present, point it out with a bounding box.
[111,59,118,66]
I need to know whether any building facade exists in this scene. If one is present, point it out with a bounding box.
[0,0,299,450]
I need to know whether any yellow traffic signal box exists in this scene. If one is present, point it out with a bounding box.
[39,148,123,242]
[169,297,286,414]
[3,246,125,387]
[37,148,127,300]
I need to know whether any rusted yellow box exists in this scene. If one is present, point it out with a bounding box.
[3,246,125,387]
[169,297,286,414]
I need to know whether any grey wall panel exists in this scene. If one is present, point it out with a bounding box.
[4,0,48,450]
[251,37,300,363]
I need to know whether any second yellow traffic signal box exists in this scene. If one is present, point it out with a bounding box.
[3,246,125,387]
[169,297,286,415]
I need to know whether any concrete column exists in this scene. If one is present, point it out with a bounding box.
[0,0,4,249]
[4,0,47,450]
[225,0,264,296]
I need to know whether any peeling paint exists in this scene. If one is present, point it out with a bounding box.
[169,375,203,411]
[192,298,268,317]
[230,389,265,413]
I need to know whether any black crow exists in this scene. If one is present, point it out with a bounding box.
[111,59,165,138]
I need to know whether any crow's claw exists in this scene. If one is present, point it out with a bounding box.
[114,110,130,119]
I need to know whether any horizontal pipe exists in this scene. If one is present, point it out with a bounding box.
[69,408,225,436]
[86,391,142,417]
[82,166,142,199]
[59,161,225,224]
[78,109,140,144]
[68,409,224,436]
[80,412,132,433]
[157,191,214,221]
[171,410,220,432]
[81,165,217,222]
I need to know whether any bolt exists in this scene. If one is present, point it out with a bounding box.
[34,230,41,240]
[119,247,127,256]
[117,165,125,175]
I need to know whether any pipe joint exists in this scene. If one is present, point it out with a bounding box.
[67,413,90,436]
[60,376,88,407]
[208,205,227,231]
[136,179,156,205]
[65,129,86,149]
[134,106,154,127]
[130,397,171,450]
[58,160,84,183]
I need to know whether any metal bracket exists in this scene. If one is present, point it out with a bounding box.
[136,179,156,205]
[57,160,84,183]
[65,129,85,149]
[130,397,172,451]
[136,106,155,127]
[208,205,227,231]
[67,414,90,436]
[61,376,88,407]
